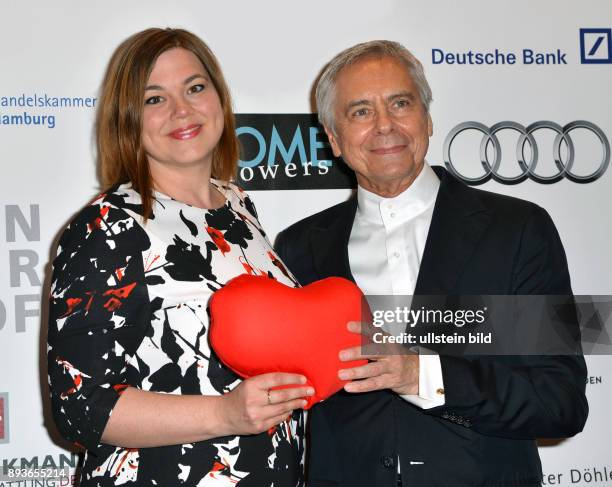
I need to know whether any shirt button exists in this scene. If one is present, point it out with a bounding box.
[390,212,396,218]
[393,252,400,258]
[380,456,395,469]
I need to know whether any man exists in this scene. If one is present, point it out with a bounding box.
[275,41,588,486]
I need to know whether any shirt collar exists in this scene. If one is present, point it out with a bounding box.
[356,163,440,224]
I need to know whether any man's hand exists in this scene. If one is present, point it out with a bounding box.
[338,321,419,395]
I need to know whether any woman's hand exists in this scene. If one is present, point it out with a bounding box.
[100,374,313,447]
[219,373,314,435]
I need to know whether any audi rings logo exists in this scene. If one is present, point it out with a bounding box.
[443,121,610,185]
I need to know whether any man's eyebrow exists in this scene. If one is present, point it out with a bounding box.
[145,73,208,91]
[344,91,417,109]
[388,91,417,102]
[345,99,371,110]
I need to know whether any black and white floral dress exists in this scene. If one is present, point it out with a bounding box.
[47,181,304,487]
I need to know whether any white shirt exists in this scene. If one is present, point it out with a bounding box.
[348,163,445,409]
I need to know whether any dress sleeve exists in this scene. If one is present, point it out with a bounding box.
[47,199,152,452]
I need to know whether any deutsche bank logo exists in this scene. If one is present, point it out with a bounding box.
[580,28,612,64]
[0,392,8,443]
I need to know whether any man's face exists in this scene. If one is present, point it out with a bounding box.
[326,56,432,197]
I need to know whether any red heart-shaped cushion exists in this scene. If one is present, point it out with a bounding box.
[209,274,367,409]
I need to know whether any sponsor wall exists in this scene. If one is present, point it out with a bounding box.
[1,0,610,484]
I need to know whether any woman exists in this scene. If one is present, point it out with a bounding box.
[47,28,311,486]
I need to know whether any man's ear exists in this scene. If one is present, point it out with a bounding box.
[324,126,342,158]
[427,113,433,137]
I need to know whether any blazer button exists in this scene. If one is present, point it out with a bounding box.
[442,411,449,419]
[464,419,472,428]
[380,456,395,469]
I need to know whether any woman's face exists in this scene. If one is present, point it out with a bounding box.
[141,47,224,173]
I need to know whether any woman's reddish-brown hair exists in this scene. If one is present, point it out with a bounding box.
[96,27,239,219]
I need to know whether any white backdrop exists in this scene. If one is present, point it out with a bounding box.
[1,1,611,484]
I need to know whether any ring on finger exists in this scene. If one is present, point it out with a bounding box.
[267,389,272,405]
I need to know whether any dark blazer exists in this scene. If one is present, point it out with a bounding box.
[275,166,588,487]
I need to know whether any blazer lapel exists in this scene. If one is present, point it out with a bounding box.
[310,196,357,282]
[415,167,493,294]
